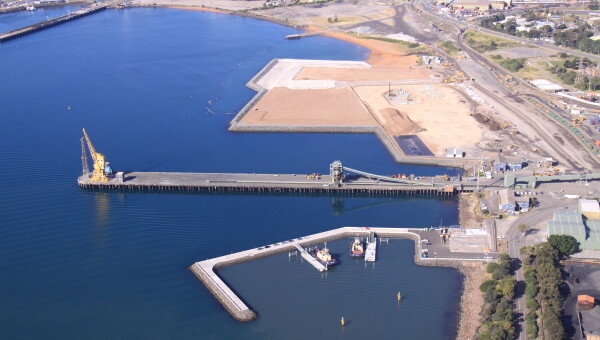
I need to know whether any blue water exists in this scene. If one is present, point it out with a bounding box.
[0,5,85,33]
[0,8,462,339]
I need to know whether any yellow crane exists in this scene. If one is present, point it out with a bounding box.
[82,128,112,181]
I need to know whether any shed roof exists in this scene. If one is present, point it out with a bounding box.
[580,199,600,213]
[585,219,600,250]
[548,211,586,244]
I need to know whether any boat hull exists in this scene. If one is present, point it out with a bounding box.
[314,250,337,266]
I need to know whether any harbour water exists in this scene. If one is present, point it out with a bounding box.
[0,8,462,339]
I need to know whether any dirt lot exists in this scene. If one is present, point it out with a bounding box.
[295,66,428,81]
[242,87,375,126]
[137,0,264,10]
[491,47,553,59]
[241,82,482,156]
[353,84,482,155]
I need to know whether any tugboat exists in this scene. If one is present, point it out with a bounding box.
[350,237,365,258]
[314,246,337,266]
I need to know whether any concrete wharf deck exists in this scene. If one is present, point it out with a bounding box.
[293,243,327,272]
[365,231,377,262]
[78,171,475,195]
[0,4,107,42]
[189,226,493,322]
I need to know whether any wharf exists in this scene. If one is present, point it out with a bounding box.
[0,4,107,42]
[190,226,494,322]
[293,243,327,272]
[78,171,474,195]
[365,231,377,262]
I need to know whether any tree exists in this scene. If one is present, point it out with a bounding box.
[497,277,517,300]
[487,262,499,274]
[547,234,580,256]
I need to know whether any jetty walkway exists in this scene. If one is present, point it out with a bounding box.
[0,3,108,42]
[78,159,502,194]
[189,226,494,322]
[293,243,327,272]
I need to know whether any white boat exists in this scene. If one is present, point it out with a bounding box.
[26,5,37,11]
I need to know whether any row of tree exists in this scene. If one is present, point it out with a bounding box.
[476,254,518,340]
[479,14,600,54]
[546,57,600,91]
[520,235,579,340]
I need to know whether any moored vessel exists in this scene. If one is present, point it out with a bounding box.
[314,246,336,266]
[350,237,365,257]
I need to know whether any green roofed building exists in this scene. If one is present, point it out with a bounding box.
[547,211,587,246]
[547,209,600,250]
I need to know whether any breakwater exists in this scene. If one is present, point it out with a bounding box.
[190,226,491,322]
[0,4,106,42]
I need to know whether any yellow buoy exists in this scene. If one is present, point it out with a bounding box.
[397,292,402,301]
[341,316,345,326]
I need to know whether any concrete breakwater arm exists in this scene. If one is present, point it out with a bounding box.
[189,262,257,322]
[188,227,429,322]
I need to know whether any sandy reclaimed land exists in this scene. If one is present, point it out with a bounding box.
[353,85,482,155]
[136,0,264,11]
[170,5,229,13]
[242,87,376,126]
[294,66,428,82]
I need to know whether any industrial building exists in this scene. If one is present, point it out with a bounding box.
[547,200,600,250]
[530,79,565,93]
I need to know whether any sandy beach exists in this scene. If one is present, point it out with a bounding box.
[305,27,419,67]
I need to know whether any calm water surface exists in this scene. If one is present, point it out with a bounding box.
[0,8,462,339]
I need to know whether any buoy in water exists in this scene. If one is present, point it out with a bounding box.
[67,106,71,110]
[341,317,345,326]
[397,292,402,301]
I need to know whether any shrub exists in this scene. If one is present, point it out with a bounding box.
[480,279,499,293]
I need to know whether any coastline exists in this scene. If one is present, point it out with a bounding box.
[169,5,230,14]
[455,262,484,340]
[156,5,481,339]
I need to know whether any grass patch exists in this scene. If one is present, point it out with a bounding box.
[349,33,430,54]
[464,30,518,53]
[516,65,543,80]
[437,41,460,56]
[497,58,526,72]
